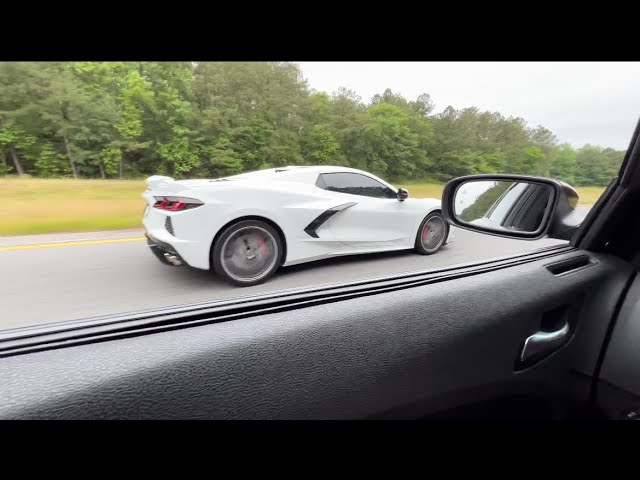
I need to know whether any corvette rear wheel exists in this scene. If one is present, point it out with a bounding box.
[415,211,448,255]
[213,220,283,286]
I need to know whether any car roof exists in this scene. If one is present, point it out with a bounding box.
[217,165,397,190]
[223,165,374,179]
[274,166,368,174]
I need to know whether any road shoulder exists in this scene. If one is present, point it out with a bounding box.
[0,228,145,248]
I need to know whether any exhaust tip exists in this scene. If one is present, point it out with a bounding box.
[163,252,183,266]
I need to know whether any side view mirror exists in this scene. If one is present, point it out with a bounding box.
[441,174,581,240]
[397,188,409,202]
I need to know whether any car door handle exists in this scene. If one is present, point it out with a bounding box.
[520,321,570,363]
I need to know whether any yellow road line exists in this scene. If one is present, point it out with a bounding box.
[0,237,147,252]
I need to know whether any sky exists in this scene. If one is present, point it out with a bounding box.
[297,62,640,150]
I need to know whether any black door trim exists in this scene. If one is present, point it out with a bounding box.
[303,202,357,238]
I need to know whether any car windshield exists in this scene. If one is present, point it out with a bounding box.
[1,61,637,331]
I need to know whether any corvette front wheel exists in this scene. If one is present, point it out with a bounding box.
[212,220,283,286]
[415,211,449,255]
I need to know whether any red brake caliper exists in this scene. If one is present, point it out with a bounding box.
[257,236,269,256]
[422,225,429,243]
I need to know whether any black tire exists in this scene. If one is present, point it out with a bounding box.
[212,219,284,286]
[414,211,449,255]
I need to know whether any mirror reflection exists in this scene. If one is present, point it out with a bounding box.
[454,180,553,233]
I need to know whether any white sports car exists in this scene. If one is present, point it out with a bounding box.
[142,166,454,286]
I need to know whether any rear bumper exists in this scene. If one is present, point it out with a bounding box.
[142,201,214,270]
[146,232,187,267]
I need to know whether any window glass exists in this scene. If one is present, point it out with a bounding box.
[318,173,397,199]
[0,61,635,331]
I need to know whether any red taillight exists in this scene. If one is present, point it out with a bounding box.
[153,196,203,211]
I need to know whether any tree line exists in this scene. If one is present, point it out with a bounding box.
[0,62,625,186]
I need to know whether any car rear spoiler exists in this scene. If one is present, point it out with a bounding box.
[146,175,175,190]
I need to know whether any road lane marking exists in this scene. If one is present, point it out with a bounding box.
[0,237,147,252]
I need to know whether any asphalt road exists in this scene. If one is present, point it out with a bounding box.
[2,208,590,330]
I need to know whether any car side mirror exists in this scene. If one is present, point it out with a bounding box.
[441,174,581,241]
[397,188,409,202]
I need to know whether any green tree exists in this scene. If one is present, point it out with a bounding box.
[350,102,429,179]
[201,136,243,176]
[529,126,557,176]
[303,124,344,165]
[574,145,623,186]
[0,61,626,186]
[550,143,577,184]
[0,124,35,175]
[35,142,70,177]
[511,146,545,175]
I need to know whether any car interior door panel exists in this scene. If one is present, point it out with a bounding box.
[0,248,633,419]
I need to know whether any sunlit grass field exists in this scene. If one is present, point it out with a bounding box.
[0,178,605,236]
[0,178,147,236]
[571,186,606,204]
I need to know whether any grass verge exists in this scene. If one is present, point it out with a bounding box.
[0,178,146,236]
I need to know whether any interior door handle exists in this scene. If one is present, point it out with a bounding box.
[520,321,570,363]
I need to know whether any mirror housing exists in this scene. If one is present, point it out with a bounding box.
[441,174,581,241]
[397,188,409,202]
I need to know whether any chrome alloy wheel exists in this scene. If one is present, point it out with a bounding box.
[220,226,279,283]
[420,215,446,253]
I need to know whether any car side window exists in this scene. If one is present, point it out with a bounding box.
[316,173,397,199]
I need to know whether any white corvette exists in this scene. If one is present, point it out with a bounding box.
[142,166,454,286]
